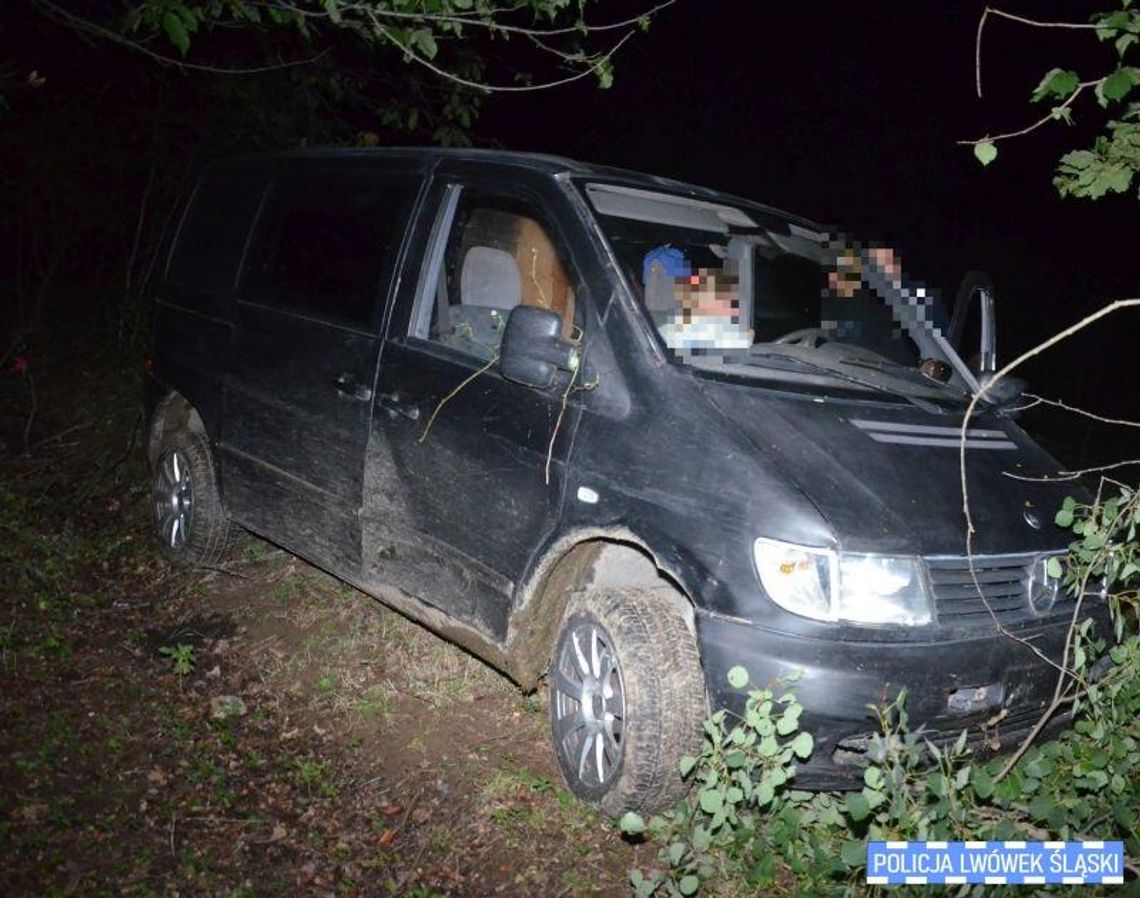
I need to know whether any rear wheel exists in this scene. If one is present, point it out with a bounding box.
[549,587,707,815]
[152,428,235,566]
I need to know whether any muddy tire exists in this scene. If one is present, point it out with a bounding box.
[549,587,707,816]
[152,427,235,566]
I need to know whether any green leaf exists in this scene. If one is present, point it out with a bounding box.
[974,141,998,167]
[411,28,438,60]
[841,840,866,869]
[679,874,700,896]
[619,811,645,835]
[1055,508,1074,528]
[699,788,723,814]
[162,10,191,56]
[726,665,749,689]
[845,792,871,822]
[679,754,697,777]
[1032,68,1080,102]
[1046,556,1063,578]
[791,731,813,759]
[322,0,342,25]
[1103,69,1135,103]
[775,714,798,736]
[972,766,994,799]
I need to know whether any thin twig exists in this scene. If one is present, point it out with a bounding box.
[1020,392,1140,429]
[545,362,579,485]
[33,0,331,74]
[985,7,1108,31]
[288,0,677,38]
[959,79,1102,148]
[21,373,37,455]
[32,420,94,449]
[961,299,1140,539]
[417,354,499,444]
[372,18,636,93]
[1003,458,1140,483]
[959,301,1140,681]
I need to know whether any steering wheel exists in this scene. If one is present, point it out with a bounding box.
[774,328,829,348]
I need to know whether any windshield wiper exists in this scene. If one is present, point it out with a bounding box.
[838,355,969,395]
[736,350,944,413]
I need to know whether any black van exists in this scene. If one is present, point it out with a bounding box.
[145,148,1104,815]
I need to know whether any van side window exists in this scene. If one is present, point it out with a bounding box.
[243,173,417,329]
[166,174,265,301]
[416,193,577,361]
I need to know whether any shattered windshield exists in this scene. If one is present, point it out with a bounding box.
[580,181,969,405]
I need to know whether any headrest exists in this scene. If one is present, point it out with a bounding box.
[460,246,522,310]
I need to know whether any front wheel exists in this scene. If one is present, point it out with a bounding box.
[549,587,707,815]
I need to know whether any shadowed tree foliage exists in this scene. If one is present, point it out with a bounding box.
[1,0,668,353]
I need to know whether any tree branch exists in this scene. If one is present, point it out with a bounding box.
[960,79,1103,148]
[33,0,332,74]
[371,17,635,93]
[961,299,1140,538]
[292,0,678,38]
[1010,392,1140,428]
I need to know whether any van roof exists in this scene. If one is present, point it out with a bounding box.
[211,147,816,230]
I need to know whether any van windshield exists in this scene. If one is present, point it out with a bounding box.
[579,181,970,406]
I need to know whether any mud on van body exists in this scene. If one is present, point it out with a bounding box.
[145,149,1107,813]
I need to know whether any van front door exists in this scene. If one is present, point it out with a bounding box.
[361,175,586,639]
[220,163,424,575]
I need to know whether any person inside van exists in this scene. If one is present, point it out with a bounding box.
[822,242,952,380]
[644,246,753,353]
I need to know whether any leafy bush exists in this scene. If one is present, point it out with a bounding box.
[622,488,1140,896]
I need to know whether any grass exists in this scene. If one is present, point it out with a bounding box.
[0,343,638,896]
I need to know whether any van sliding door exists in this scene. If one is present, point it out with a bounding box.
[220,161,425,575]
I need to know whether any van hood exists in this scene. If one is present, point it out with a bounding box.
[700,381,1076,557]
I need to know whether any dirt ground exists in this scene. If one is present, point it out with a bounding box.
[0,343,652,897]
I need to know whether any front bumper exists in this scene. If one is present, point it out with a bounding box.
[695,608,1109,790]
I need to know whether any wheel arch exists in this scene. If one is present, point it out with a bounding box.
[147,390,208,466]
[505,528,699,690]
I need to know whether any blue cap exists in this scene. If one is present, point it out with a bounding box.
[642,245,690,282]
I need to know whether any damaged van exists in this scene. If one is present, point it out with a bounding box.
[145,149,1106,815]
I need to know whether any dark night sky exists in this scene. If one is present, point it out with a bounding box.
[4,2,1136,459]
[478,1,1139,428]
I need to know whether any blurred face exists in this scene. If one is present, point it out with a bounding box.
[676,269,740,320]
[828,252,862,299]
[828,246,902,299]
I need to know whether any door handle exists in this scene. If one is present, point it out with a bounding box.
[333,373,372,402]
[377,391,421,421]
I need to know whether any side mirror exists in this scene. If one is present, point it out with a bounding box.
[500,305,579,390]
[949,271,997,377]
[979,372,1027,411]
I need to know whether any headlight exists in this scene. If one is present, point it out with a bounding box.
[753,539,837,621]
[753,539,932,626]
[837,553,931,626]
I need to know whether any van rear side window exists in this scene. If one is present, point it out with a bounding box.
[242,173,417,330]
[166,175,266,301]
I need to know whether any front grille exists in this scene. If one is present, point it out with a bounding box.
[924,552,1074,627]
